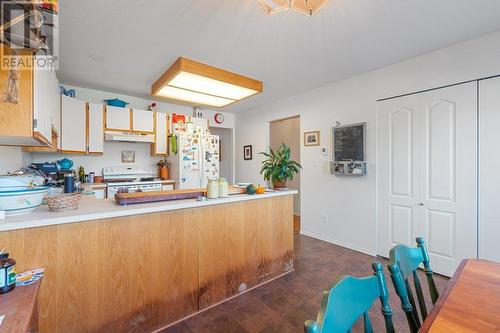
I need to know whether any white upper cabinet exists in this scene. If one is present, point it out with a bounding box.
[88,103,104,154]
[33,69,53,143]
[152,112,167,156]
[61,95,87,153]
[132,109,154,133]
[106,106,131,131]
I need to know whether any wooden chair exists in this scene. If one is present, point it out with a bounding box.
[304,262,395,333]
[388,237,439,333]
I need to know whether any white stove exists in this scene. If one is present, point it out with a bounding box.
[103,166,163,197]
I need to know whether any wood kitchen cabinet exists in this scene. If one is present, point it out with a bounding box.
[87,103,104,154]
[151,112,168,156]
[132,108,154,133]
[0,45,57,147]
[105,105,130,131]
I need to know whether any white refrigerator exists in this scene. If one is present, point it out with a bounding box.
[168,132,220,189]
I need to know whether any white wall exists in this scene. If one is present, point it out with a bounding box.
[0,147,31,174]
[235,30,500,256]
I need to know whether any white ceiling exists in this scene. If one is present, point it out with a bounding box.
[58,0,500,112]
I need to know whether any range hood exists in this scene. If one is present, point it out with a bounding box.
[105,132,155,143]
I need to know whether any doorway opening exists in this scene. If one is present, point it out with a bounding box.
[270,116,301,233]
[210,127,234,184]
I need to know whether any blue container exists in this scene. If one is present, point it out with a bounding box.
[104,98,129,108]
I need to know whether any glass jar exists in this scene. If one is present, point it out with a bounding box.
[218,178,228,198]
[0,252,16,294]
[207,178,219,199]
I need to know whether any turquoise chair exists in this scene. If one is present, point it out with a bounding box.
[388,237,439,333]
[304,262,395,333]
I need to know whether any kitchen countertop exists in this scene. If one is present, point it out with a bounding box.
[0,190,297,232]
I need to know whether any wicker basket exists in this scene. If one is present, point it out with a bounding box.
[45,193,82,212]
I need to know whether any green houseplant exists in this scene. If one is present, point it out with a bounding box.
[259,143,302,188]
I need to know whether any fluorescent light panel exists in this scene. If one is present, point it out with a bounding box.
[169,71,259,101]
[151,57,263,109]
[156,86,235,108]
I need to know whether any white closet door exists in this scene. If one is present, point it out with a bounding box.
[88,103,104,154]
[377,82,477,277]
[479,77,500,262]
[417,82,477,276]
[377,95,421,257]
[61,95,87,153]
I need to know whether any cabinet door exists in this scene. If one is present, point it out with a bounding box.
[33,69,52,144]
[49,70,61,148]
[479,77,500,262]
[106,106,130,131]
[88,103,104,154]
[132,109,154,133]
[61,95,87,153]
[153,112,167,156]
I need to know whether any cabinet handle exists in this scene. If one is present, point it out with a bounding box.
[418,203,424,206]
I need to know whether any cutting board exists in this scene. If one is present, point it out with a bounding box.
[115,186,248,205]
[115,189,205,205]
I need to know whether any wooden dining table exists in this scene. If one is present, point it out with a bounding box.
[420,259,500,332]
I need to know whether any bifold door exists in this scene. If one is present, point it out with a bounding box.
[377,82,477,277]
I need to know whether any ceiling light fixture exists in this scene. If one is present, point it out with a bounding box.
[257,0,330,17]
[151,57,263,109]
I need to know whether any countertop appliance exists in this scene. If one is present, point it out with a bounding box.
[168,132,219,189]
[103,166,163,198]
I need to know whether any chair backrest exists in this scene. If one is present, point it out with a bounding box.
[388,237,439,333]
[304,262,395,333]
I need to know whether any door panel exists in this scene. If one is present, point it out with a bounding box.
[390,205,414,246]
[88,103,104,154]
[378,82,477,277]
[377,97,420,256]
[426,100,456,202]
[479,77,500,262]
[419,83,477,276]
[390,108,414,198]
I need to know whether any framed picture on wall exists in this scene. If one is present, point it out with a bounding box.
[243,145,253,160]
[304,131,320,146]
[121,150,135,163]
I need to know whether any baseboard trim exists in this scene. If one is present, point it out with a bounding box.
[299,229,376,257]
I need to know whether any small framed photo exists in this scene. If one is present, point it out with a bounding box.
[304,131,320,146]
[243,145,253,160]
[121,150,135,163]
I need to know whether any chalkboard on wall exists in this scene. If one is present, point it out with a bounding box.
[333,122,366,161]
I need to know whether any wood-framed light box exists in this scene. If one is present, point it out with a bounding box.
[304,130,320,146]
[151,57,263,109]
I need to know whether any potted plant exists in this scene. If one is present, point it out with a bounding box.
[259,143,302,188]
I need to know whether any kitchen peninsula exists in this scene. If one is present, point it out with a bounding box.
[0,190,295,333]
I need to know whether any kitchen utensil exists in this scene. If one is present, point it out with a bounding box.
[115,189,205,205]
[58,158,74,170]
[94,176,104,183]
[0,186,49,215]
[64,173,75,193]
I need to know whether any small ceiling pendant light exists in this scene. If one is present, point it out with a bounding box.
[257,0,330,17]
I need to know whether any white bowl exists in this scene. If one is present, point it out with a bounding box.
[0,187,49,216]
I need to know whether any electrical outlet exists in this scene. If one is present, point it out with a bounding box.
[322,214,328,224]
